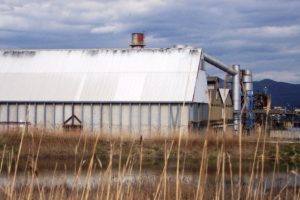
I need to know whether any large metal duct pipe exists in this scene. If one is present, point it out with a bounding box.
[232,64,241,132]
[203,53,237,75]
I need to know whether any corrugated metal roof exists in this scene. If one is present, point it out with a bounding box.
[0,48,208,103]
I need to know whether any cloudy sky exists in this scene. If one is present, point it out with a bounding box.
[0,0,300,83]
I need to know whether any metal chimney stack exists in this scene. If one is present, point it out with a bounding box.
[232,64,241,133]
[130,33,145,48]
[242,69,254,130]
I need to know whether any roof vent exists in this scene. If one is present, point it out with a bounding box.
[173,44,195,49]
[173,44,185,49]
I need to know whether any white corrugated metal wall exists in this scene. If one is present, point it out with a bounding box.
[0,103,192,133]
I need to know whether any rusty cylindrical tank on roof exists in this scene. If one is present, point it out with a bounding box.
[130,33,145,48]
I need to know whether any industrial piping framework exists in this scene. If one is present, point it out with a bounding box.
[203,53,243,133]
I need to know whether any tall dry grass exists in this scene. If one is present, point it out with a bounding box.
[0,92,298,200]
[0,128,298,199]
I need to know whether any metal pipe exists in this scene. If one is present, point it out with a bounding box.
[232,64,241,132]
[203,53,237,75]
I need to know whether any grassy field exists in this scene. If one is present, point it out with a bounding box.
[0,130,299,170]
[0,129,300,199]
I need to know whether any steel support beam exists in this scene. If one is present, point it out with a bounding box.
[81,103,84,126]
[148,104,151,133]
[34,103,37,127]
[158,103,161,131]
[53,103,56,129]
[91,104,93,132]
[119,104,122,132]
[62,103,65,124]
[168,104,171,130]
[25,103,28,122]
[178,104,181,128]
[138,104,141,133]
[109,103,112,131]
[43,103,46,128]
[16,103,19,122]
[71,103,74,125]
[100,104,103,130]
[129,103,132,132]
[6,103,9,122]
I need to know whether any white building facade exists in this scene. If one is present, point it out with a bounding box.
[0,47,209,133]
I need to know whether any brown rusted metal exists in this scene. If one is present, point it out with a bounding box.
[130,33,145,48]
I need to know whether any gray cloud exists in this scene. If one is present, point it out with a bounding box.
[0,0,299,83]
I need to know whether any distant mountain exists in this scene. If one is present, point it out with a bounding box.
[253,79,300,108]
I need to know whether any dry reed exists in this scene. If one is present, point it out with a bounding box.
[0,107,298,200]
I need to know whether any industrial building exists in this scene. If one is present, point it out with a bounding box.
[207,77,233,125]
[0,33,253,133]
